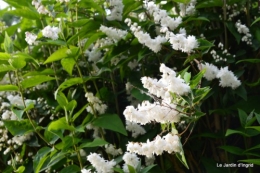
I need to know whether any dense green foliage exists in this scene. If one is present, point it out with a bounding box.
[0,0,260,173]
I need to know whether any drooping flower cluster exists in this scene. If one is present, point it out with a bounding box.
[32,0,49,15]
[125,120,146,138]
[106,0,124,21]
[127,133,181,158]
[201,63,241,89]
[42,26,60,40]
[235,20,252,45]
[122,152,140,173]
[105,144,123,156]
[85,92,107,114]
[87,153,116,173]
[25,32,38,45]
[179,0,197,16]
[100,25,128,42]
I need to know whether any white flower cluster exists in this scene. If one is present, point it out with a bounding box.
[85,49,102,63]
[32,0,49,15]
[167,28,199,53]
[125,120,146,138]
[201,63,241,89]
[12,133,33,146]
[124,64,189,125]
[107,0,124,21]
[235,20,252,45]
[86,123,103,138]
[81,169,92,173]
[25,32,38,45]
[100,25,128,42]
[145,1,182,30]
[105,144,123,156]
[125,18,167,53]
[42,26,60,40]
[223,3,241,21]
[122,152,140,173]
[87,153,116,173]
[85,92,107,114]
[179,0,197,16]
[127,133,181,158]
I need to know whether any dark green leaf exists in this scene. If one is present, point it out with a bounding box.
[218,145,244,155]
[21,75,55,89]
[3,119,34,136]
[225,21,241,44]
[236,58,260,64]
[33,147,52,173]
[60,165,80,173]
[238,109,247,128]
[196,0,223,8]
[72,103,88,121]
[92,114,127,136]
[80,138,108,148]
[238,159,260,166]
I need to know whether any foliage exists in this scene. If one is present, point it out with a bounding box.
[0,0,259,173]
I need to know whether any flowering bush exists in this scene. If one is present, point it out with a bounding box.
[0,0,260,173]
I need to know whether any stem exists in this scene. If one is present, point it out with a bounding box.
[110,72,120,116]
[223,0,228,49]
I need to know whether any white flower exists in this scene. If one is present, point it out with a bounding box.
[122,152,140,173]
[100,25,127,42]
[201,63,219,81]
[25,32,38,45]
[85,92,107,114]
[126,120,146,138]
[105,144,123,156]
[81,169,92,173]
[216,67,241,89]
[106,0,124,21]
[42,26,60,40]
[87,153,116,173]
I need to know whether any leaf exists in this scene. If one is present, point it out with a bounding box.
[11,108,24,120]
[184,54,200,65]
[0,85,18,91]
[172,0,191,3]
[123,1,142,17]
[79,138,108,148]
[7,8,40,20]
[33,147,52,173]
[3,119,34,136]
[184,72,191,83]
[238,109,247,128]
[56,77,83,94]
[62,136,81,151]
[56,91,68,108]
[0,64,15,73]
[84,32,105,50]
[234,85,247,101]
[246,126,260,132]
[48,117,75,132]
[218,145,244,155]
[61,57,76,76]
[92,114,127,136]
[196,0,223,8]
[236,58,260,64]
[190,69,206,89]
[72,103,88,121]
[44,128,60,145]
[21,75,55,89]
[59,165,80,173]
[0,52,11,60]
[140,164,156,173]
[78,0,105,14]
[225,128,249,137]
[44,47,69,64]
[176,151,189,169]
[15,166,25,173]
[238,159,260,166]
[4,32,13,54]
[251,17,260,26]
[8,58,26,69]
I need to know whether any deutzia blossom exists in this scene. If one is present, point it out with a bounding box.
[179,0,197,16]
[32,0,49,15]
[81,169,92,173]
[87,153,116,173]
[122,152,140,173]
[127,133,181,158]
[42,26,60,40]
[105,144,123,156]
[201,63,219,81]
[85,92,107,114]
[107,0,124,21]
[100,25,127,42]
[216,67,241,89]
[126,120,146,138]
[25,32,38,45]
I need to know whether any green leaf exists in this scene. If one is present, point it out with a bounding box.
[84,32,105,50]
[15,166,25,173]
[0,85,18,91]
[11,108,24,120]
[8,58,26,69]
[21,75,55,89]
[225,128,249,137]
[131,88,150,101]
[48,117,75,132]
[245,126,260,132]
[80,138,108,148]
[140,165,156,173]
[33,147,52,173]
[92,114,127,136]
[0,52,11,60]
[197,39,214,51]
[196,0,223,8]
[238,159,260,166]
[190,69,206,89]
[44,47,69,64]
[176,151,189,169]
[61,57,76,76]
[60,165,80,173]
[236,58,260,64]
[72,103,88,121]
[255,112,260,124]
[218,145,244,155]
[56,91,68,108]
[3,119,34,136]
[0,64,15,72]
[234,85,247,101]
[78,0,105,14]
[62,136,81,151]
[7,8,40,20]
[4,32,13,54]
[184,72,191,83]
[184,54,200,65]
[172,0,191,3]
[123,1,142,17]
[238,109,247,128]
[251,17,260,26]
[56,77,83,94]
[44,128,60,144]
